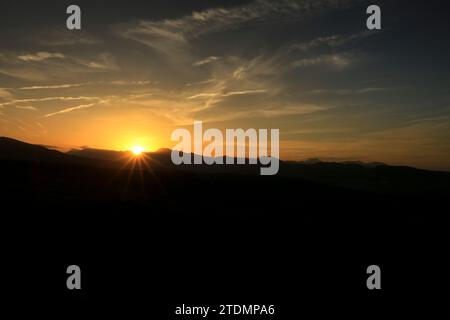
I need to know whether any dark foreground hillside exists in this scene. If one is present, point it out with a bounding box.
[1,137,448,316]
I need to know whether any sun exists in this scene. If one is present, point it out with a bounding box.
[131,146,144,156]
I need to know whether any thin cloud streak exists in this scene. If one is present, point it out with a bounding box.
[0,96,101,108]
[15,105,37,111]
[187,89,267,100]
[17,52,66,62]
[193,56,220,66]
[292,53,353,69]
[290,31,373,52]
[19,84,84,90]
[44,103,99,118]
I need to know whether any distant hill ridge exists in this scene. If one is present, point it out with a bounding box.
[1,136,450,195]
[0,136,438,171]
[0,136,72,163]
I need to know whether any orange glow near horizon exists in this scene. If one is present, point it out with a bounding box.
[131,146,145,155]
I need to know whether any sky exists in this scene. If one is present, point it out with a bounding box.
[1,0,450,170]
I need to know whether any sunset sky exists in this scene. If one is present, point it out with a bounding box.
[1,0,449,170]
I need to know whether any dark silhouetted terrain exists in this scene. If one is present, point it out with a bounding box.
[1,137,448,315]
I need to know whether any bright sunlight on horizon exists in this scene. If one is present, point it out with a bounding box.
[1,1,450,171]
[131,146,145,156]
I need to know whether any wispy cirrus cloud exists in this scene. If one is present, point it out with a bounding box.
[76,53,118,71]
[15,105,37,111]
[292,53,354,69]
[0,96,101,108]
[248,103,331,118]
[1,0,365,125]
[0,67,50,81]
[193,56,220,66]
[17,52,66,62]
[197,103,331,123]
[290,31,373,52]
[16,80,151,91]
[109,80,152,86]
[116,0,356,61]
[19,83,84,90]
[188,89,267,100]
[0,51,118,82]
[14,51,116,70]
[43,93,154,117]
[307,87,391,95]
[43,102,99,118]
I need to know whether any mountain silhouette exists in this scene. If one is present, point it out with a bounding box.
[0,137,72,163]
[1,137,450,196]
[67,148,132,162]
[1,136,447,306]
